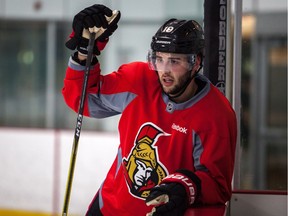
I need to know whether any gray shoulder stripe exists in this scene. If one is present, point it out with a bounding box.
[88,92,137,118]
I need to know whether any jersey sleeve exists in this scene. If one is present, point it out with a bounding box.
[62,57,145,118]
[62,57,101,116]
[195,128,236,204]
[193,88,237,205]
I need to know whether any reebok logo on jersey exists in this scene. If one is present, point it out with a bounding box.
[172,123,187,134]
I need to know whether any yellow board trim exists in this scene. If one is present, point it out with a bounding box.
[0,209,79,216]
[0,209,51,216]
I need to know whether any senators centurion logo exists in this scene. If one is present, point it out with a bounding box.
[123,123,170,200]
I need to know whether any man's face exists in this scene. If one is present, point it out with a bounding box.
[155,52,192,96]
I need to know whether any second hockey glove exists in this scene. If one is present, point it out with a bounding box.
[146,169,201,216]
[65,4,121,56]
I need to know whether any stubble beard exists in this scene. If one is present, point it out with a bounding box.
[161,72,191,96]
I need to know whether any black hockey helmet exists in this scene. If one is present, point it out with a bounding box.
[150,18,205,55]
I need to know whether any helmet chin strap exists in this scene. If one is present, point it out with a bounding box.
[168,65,202,100]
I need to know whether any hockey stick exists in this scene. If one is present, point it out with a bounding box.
[62,10,120,216]
[62,31,96,216]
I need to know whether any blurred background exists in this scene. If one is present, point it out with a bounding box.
[0,0,286,215]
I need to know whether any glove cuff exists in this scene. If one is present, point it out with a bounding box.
[72,52,98,66]
[77,38,100,56]
[65,31,101,56]
[161,170,201,205]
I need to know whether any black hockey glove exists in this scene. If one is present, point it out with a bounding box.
[146,169,201,216]
[65,4,121,56]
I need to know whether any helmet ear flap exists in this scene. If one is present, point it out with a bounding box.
[187,54,197,71]
[188,54,196,65]
[147,50,157,71]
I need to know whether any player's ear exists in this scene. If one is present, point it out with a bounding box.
[194,54,203,72]
[196,54,202,66]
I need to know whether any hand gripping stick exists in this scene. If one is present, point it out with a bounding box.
[82,10,120,39]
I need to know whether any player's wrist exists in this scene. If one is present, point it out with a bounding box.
[78,52,88,60]
[72,52,98,66]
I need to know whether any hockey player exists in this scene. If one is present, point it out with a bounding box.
[62,4,237,216]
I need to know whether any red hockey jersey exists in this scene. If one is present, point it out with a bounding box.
[62,59,237,215]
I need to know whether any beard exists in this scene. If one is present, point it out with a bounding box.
[160,71,192,96]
